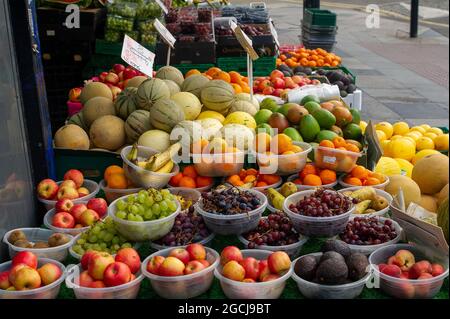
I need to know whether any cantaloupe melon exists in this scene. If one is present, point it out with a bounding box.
[412,153,449,195]
[170,92,202,121]
[67,112,88,132]
[228,100,258,116]
[136,78,171,111]
[164,79,181,96]
[149,99,185,132]
[114,87,138,120]
[138,130,171,153]
[54,124,90,150]
[156,66,184,86]
[82,97,116,127]
[200,80,235,113]
[436,183,449,206]
[181,74,210,98]
[234,93,259,108]
[89,115,126,151]
[126,76,148,88]
[125,110,152,143]
[419,195,438,213]
[80,82,113,104]
[385,175,421,208]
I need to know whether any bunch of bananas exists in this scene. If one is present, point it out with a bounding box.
[127,143,181,174]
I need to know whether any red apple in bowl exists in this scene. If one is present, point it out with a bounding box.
[222,260,245,282]
[146,256,165,275]
[89,281,106,288]
[239,257,260,281]
[409,260,432,279]
[393,250,415,271]
[52,212,75,229]
[79,209,99,226]
[199,260,210,268]
[70,203,87,221]
[37,263,62,286]
[184,260,206,275]
[105,72,119,85]
[103,262,131,287]
[60,180,77,189]
[220,246,243,266]
[115,248,141,274]
[81,251,99,270]
[158,257,185,276]
[261,273,280,282]
[88,252,115,280]
[57,186,79,200]
[11,267,41,290]
[169,248,190,265]
[186,243,206,261]
[55,198,74,213]
[77,187,90,197]
[272,78,285,89]
[99,72,108,82]
[380,264,402,278]
[87,198,108,218]
[78,270,94,287]
[431,263,445,277]
[258,260,270,281]
[37,179,59,200]
[0,271,11,289]
[270,70,284,81]
[64,168,84,187]
[12,251,38,269]
[268,251,291,274]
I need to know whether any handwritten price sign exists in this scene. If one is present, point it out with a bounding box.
[121,35,155,77]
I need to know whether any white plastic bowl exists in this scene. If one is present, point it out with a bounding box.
[222,176,283,192]
[108,193,181,242]
[141,246,219,299]
[283,190,354,237]
[38,179,100,211]
[291,252,370,299]
[194,189,268,236]
[214,249,292,299]
[121,145,180,189]
[150,232,215,251]
[43,201,92,236]
[337,216,403,255]
[238,234,307,258]
[338,186,393,217]
[0,258,66,299]
[168,187,202,210]
[338,174,390,190]
[65,264,143,299]
[287,174,338,190]
[99,179,142,204]
[191,151,246,177]
[369,244,449,299]
[3,228,74,262]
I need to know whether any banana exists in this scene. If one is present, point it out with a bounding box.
[156,160,174,174]
[137,161,147,169]
[355,200,372,214]
[127,143,139,164]
[145,143,181,172]
[267,188,285,211]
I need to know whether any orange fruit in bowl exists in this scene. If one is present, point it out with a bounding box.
[351,165,369,179]
[333,137,347,148]
[196,176,213,188]
[270,134,293,155]
[183,166,198,179]
[282,151,295,155]
[169,172,184,187]
[179,176,196,188]
[319,140,335,148]
[104,165,124,182]
[344,176,363,186]
[364,177,381,186]
[107,173,128,189]
[319,169,336,184]
[303,174,322,186]
[290,145,303,153]
[300,164,317,179]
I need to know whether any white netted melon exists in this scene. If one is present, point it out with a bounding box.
[155,66,184,86]
[171,92,202,120]
[136,78,171,111]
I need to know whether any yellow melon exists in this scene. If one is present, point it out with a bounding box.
[80,82,113,104]
[385,175,421,208]
[412,154,449,195]
[419,195,438,213]
[89,115,126,151]
[54,124,90,150]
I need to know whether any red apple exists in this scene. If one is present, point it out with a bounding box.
[273,88,284,97]
[70,203,87,221]
[268,251,291,274]
[0,271,11,289]
[87,198,108,218]
[261,273,280,282]
[393,250,416,271]
[37,263,62,286]
[55,198,74,213]
[409,260,432,279]
[37,179,59,199]
[88,252,115,280]
[81,251,99,270]
[387,256,397,265]
[184,260,206,275]
[169,248,190,265]
[186,243,206,261]
[123,68,138,80]
[431,263,445,277]
[242,278,256,283]
[57,186,79,200]
[220,246,243,266]
[78,270,94,287]
[60,180,77,190]
[199,260,210,268]
[262,86,275,95]
[130,273,136,281]
[400,271,410,279]
[77,187,90,197]
[115,248,141,274]
[113,64,126,74]
[99,72,108,82]
[89,281,106,288]
[11,266,41,290]
[52,212,75,229]
[270,69,284,81]
[222,260,245,282]
[258,260,271,281]
[12,251,38,269]
[64,170,84,186]
[103,262,131,287]
[158,257,185,276]
[68,87,82,102]
[117,81,124,90]
[378,263,388,273]
[146,256,165,275]
[291,75,304,84]
[381,264,402,278]
[8,264,27,284]
[272,78,285,89]
[105,72,119,85]
[397,281,415,298]
[239,257,260,281]
[79,209,100,227]
[258,80,272,92]
[74,224,84,228]
[417,273,433,280]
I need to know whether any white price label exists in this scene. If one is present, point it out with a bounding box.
[269,18,280,48]
[121,35,155,77]
[323,156,337,164]
[154,18,176,48]
[155,0,169,14]
[229,21,258,60]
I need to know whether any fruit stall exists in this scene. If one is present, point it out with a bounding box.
[0,0,448,301]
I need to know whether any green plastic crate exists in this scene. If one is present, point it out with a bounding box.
[95,39,155,56]
[54,148,123,182]
[304,9,337,28]
[217,56,276,76]
[155,64,215,75]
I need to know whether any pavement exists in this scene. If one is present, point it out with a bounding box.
[232,0,449,127]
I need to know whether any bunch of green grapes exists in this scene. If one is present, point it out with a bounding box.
[115,188,179,222]
[72,217,133,256]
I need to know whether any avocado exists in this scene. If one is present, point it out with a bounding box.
[343,123,363,140]
[335,81,345,91]
[340,90,348,97]
[294,255,318,281]
[283,127,303,142]
[299,115,320,142]
[316,130,338,143]
[320,251,346,264]
[347,83,357,94]
[303,67,313,75]
[312,108,336,129]
[303,101,321,114]
[350,108,361,124]
[301,95,320,106]
[316,258,349,285]
[341,76,352,86]
[321,239,351,258]
[346,253,369,281]
[293,66,305,74]
[260,98,280,113]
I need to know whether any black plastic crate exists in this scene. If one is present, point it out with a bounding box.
[40,39,94,66]
[43,65,85,90]
[155,41,216,65]
[46,88,70,134]
[301,39,336,52]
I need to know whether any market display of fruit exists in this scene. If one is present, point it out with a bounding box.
[37,169,89,201]
[51,197,107,229]
[266,182,299,211]
[253,70,321,96]
[340,165,388,187]
[340,187,390,215]
[277,47,341,68]
[288,189,354,217]
[290,163,337,187]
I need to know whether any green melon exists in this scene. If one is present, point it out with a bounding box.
[149,99,185,132]
[136,78,171,111]
[82,96,116,127]
[156,66,184,86]
[200,80,235,114]
[163,79,181,96]
[114,87,138,120]
[181,74,210,98]
[67,112,88,132]
[125,110,152,143]
[80,82,113,104]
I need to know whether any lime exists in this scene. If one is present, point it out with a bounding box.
[254,109,273,125]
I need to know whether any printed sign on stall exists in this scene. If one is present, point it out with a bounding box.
[121,35,155,77]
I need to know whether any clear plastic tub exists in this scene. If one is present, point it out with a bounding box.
[192,151,246,177]
[222,176,283,192]
[106,15,135,32]
[168,187,202,211]
[255,142,312,176]
[338,174,390,190]
[38,179,100,211]
[65,264,143,299]
[291,252,370,299]
[150,232,215,251]
[3,228,74,262]
[141,246,219,299]
[338,186,393,217]
[369,244,449,299]
[214,249,292,299]
[99,179,142,204]
[283,190,354,237]
[194,189,268,236]
[314,146,362,173]
[121,145,180,189]
[108,194,181,242]
[43,202,92,236]
[337,216,403,255]
[287,174,338,190]
[0,258,66,299]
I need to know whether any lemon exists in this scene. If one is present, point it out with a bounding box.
[405,132,421,142]
[224,111,257,129]
[387,138,416,161]
[381,140,391,156]
[416,137,435,151]
[412,149,440,165]
[428,127,444,136]
[420,124,431,131]
[375,122,394,139]
[424,132,438,141]
[394,158,414,177]
[434,134,449,151]
[393,122,410,135]
[410,126,426,135]
[196,111,225,124]
[376,130,387,142]
[360,121,368,134]
[403,136,416,147]
[375,157,401,176]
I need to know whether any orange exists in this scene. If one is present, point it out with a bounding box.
[179,176,196,188]
[227,175,241,186]
[196,176,213,188]
[169,172,184,187]
[185,69,201,78]
[351,165,369,179]
[241,84,251,94]
[282,151,295,155]
[238,169,247,180]
[364,177,381,186]
[300,164,317,180]
[270,134,293,155]
[256,181,268,187]
[345,177,363,186]
[241,77,249,84]
[319,169,336,184]
[104,165,124,182]
[246,168,258,176]
[303,174,322,186]
[332,137,347,148]
[183,166,198,179]
[229,71,242,84]
[255,133,271,153]
[290,145,303,153]
[231,83,242,94]
[244,175,257,183]
[345,144,360,153]
[107,173,128,189]
[206,67,221,77]
[191,138,209,154]
[319,140,335,148]
[212,71,231,83]
[260,174,280,185]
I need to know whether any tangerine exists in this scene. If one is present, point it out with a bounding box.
[303,174,322,186]
[183,166,198,179]
[179,176,196,188]
[319,169,336,184]
[169,172,184,187]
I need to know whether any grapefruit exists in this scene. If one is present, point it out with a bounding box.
[416,137,435,151]
[386,138,415,161]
